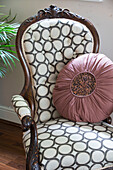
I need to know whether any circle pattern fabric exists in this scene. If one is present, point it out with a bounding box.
[23,18,94,123]
[53,53,113,123]
[23,118,113,169]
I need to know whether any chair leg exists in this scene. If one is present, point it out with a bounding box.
[26,144,41,170]
[26,159,41,170]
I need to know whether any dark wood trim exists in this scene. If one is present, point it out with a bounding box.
[26,121,41,170]
[22,116,41,170]
[103,116,112,124]
[0,119,21,128]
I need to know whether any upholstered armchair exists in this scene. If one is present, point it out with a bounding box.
[12,5,113,170]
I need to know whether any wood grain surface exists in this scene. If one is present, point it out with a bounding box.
[0,119,26,170]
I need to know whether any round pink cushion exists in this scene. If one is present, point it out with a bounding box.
[53,53,113,123]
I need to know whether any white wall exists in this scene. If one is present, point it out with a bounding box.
[0,0,113,123]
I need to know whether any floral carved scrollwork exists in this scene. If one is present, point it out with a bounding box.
[37,5,84,20]
[23,5,85,26]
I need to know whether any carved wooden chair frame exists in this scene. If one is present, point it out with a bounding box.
[15,5,103,170]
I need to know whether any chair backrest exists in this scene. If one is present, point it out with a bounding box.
[16,5,100,123]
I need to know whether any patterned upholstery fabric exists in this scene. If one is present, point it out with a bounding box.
[23,118,113,170]
[22,18,94,123]
[12,95,31,120]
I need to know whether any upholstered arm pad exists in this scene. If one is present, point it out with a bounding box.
[12,95,31,121]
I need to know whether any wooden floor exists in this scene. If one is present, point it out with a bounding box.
[0,119,26,170]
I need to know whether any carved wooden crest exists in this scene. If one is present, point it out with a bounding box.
[24,5,85,24]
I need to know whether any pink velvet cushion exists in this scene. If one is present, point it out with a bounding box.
[53,53,113,123]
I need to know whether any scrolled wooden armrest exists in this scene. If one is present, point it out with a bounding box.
[21,115,41,169]
[23,116,41,170]
[12,95,41,169]
[21,115,33,131]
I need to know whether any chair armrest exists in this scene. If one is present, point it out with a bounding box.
[12,95,41,169]
[22,115,33,131]
[12,95,31,121]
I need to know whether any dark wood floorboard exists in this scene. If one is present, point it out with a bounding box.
[0,119,26,170]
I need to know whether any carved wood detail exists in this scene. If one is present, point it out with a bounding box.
[22,116,41,170]
[36,5,85,20]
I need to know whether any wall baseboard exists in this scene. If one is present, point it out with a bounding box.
[0,105,21,124]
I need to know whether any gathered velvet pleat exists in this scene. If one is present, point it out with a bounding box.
[53,53,113,123]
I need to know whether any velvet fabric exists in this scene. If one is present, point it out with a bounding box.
[53,53,113,122]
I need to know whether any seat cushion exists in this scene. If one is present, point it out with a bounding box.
[53,53,113,123]
[23,118,113,170]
